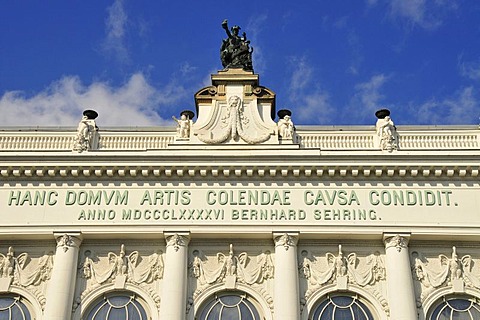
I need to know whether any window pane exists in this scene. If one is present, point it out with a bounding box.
[197,292,261,320]
[0,296,31,320]
[86,292,147,320]
[312,295,374,320]
[430,298,480,320]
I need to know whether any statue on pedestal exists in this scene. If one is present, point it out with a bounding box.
[220,19,253,71]
[73,110,99,152]
[375,109,397,151]
[277,109,295,139]
[173,110,194,139]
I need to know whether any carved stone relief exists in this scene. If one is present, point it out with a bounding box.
[385,234,409,252]
[188,243,274,311]
[299,245,388,315]
[81,244,163,285]
[0,246,53,310]
[74,244,164,312]
[194,94,276,145]
[411,246,480,306]
[274,233,298,251]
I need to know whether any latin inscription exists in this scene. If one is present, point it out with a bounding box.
[5,188,460,224]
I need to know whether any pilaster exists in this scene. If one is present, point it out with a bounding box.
[384,233,417,320]
[273,232,300,320]
[160,232,191,320]
[43,232,82,320]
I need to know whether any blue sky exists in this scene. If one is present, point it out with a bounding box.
[1,0,480,127]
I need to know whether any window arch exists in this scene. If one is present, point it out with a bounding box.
[196,291,263,320]
[0,294,32,320]
[310,294,375,320]
[84,291,149,320]
[429,295,480,320]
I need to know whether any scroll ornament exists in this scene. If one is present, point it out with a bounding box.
[189,244,274,286]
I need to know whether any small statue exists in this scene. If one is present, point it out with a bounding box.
[335,245,347,277]
[300,251,312,279]
[375,109,397,151]
[277,109,295,139]
[225,244,237,276]
[173,111,194,139]
[0,247,15,278]
[73,110,99,152]
[191,250,202,278]
[220,19,253,71]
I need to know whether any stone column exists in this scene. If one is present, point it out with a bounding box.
[43,233,82,320]
[160,232,190,320]
[384,234,417,320]
[273,232,300,320]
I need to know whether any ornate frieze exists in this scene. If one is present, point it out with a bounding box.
[81,244,164,286]
[0,246,53,310]
[189,244,274,287]
[300,245,388,317]
[0,246,53,288]
[300,245,385,288]
[412,246,480,305]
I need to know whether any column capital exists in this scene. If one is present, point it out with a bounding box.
[273,232,299,251]
[53,233,83,252]
[383,233,410,252]
[164,232,190,251]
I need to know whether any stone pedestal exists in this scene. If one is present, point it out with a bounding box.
[273,232,300,320]
[159,233,190,320]
[192,69,278,145]
[384,234,417,320]
[43,233,82,320]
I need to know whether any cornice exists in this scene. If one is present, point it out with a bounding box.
[0,162,477,180]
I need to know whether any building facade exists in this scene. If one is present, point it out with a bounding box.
[0,69,479,320]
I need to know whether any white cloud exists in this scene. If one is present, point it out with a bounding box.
[410,87,478,124]
[369,0,457,30]
[246,14,268,74]
[288,56,313,97]
[286,56,333,123]
[102,0,129,64]
[348,74,389,121]
[459,59,480,81]
[0,73,185,127]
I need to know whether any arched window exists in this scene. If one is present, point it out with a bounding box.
[197,291,262,320]
[0,295,32,320]
[311,294,374,320]
[85,291,148,320]
[429,296,480,320]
